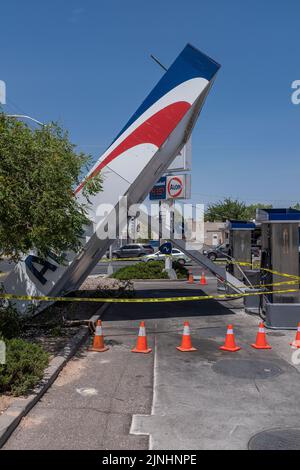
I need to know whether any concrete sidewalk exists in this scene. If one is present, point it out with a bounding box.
[3,322,154,450]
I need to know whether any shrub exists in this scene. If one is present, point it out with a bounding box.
[111,261,169,280]
[173,261,189,279]
[0,338,49,396]
[0,302,22,339]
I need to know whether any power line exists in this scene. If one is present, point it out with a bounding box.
[6,97,29,116]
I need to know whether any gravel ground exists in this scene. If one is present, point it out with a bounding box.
[0,396,13,415]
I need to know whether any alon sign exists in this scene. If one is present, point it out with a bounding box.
[150,174,191,201]
[166,174,191,200]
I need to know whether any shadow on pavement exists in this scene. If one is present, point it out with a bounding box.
[102,287,236,322]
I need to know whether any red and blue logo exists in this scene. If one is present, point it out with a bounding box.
[75,44,220,195]
[167,176,184,199]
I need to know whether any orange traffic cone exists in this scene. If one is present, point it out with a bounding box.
[200,272,207,286]
[177,321,197,352]
[220,325,241,352]
[188,271,195,284]
[290,323,300,349]
[90,320,109,352]
[132,322,152,354]
[251,323,272,350]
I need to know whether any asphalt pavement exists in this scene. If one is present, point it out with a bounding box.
[3,278,300,450]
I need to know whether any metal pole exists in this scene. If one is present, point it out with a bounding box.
[6,114,44,127]
[150,55,168,72]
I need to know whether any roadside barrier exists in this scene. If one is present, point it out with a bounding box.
[251,323,272,350]
[290,323,300,349]
[90,320,109,353]
[132,321,152,354]
[86,320,300,354]
[176,321,197,352]
[220,325,241,352]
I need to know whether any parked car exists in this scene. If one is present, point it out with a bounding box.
[203,244,260,261]
[142,248,191,266]
[107,244,154,259]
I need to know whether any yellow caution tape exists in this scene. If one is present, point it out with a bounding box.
[1,257,299,304]
[99,257,143,263]
[99,255,173,263]
[101,256,300,282]
[0,288,298,304]
[216,259,300,281]
[230,279,299,290]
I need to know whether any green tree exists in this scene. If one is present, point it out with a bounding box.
[0,114,102,261]
[205,198,273,222]
[205,198,248,222]
[244,203,273,220]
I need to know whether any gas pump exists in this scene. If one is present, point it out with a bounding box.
[225,220,264,313]
[256,209,300,329]
[226,221,256,281]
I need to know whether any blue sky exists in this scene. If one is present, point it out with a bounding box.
[1,0,299,207]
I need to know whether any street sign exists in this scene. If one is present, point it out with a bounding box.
[0,80,6,105]
[149,176,167,201]
[159,242,173,255]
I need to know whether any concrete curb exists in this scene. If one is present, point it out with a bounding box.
[0,316,99,448]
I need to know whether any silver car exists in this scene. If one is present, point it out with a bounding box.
[142,248,191,266]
